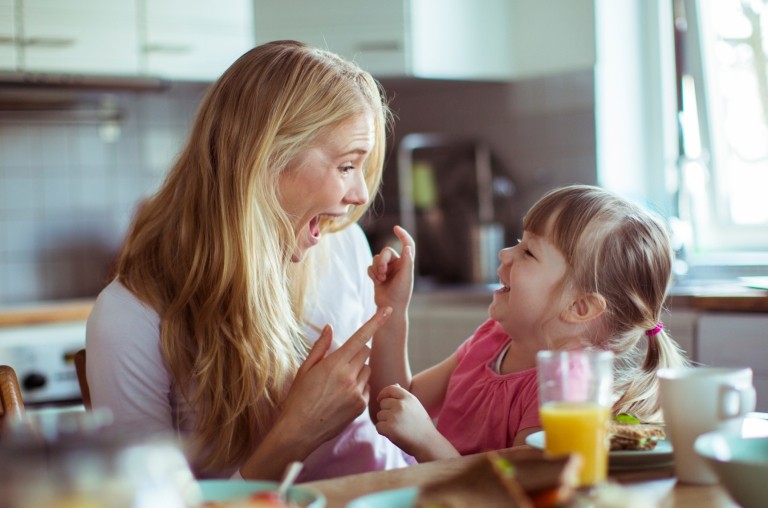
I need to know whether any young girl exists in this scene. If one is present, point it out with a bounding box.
[367,184,690,462]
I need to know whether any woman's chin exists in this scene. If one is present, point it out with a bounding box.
[289,245,307,262]
[290,237,319,262]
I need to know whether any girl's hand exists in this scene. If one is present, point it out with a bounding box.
[277,307,392,449]
[375,384,458,462]
[367,225,415,312]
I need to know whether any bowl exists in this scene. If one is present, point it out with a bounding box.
[197,480,325,507]
[694,430,768,508]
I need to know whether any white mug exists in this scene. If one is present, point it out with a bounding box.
[657,367,756,484]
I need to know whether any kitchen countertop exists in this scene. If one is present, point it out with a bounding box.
[413,279,768,313]
[0,277,765,329]
[0,299,94,327]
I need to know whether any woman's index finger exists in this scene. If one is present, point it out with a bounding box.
[337,306,392,359]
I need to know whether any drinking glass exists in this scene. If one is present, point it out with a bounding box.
[537,349,614,487]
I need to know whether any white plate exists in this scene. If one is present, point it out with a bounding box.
[198,480,325,507]
[525,431,674,470]
[346,487,418,508]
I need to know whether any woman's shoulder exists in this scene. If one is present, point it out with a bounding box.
[94,279,157,314]
[88,280,160,336]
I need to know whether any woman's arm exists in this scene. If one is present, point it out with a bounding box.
[239,306,391,479]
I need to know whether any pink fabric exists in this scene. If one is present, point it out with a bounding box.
[436,319,541,455]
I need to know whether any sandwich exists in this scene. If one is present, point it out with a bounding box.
[608,417,666,451]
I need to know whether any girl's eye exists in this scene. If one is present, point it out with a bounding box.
[524,249,534,257]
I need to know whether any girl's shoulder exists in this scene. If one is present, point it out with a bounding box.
[458,319,509,357]
[472,319,509,343]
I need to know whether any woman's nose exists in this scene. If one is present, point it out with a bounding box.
[345,171,369,206]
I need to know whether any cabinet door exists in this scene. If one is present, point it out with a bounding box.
[22,0,140,75]
[253,0,408,77]
[0,0,17,70]
[143,0,254,81]
[408,293,491,373]
[662,308,697,360]
[697,312,768,412]
[254,0,594,80]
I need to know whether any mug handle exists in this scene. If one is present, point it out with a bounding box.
[718,383,757,420]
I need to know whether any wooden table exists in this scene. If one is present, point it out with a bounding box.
[303,446,739,508]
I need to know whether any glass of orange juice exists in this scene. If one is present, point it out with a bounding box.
[537,350,613,487]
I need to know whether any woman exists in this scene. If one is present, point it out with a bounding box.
[86,40,410,481]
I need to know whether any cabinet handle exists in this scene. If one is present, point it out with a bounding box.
[143,44,193,54]
[355,41,401,53]
[22,37,76,48]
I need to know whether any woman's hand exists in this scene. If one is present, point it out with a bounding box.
[375,384,460,462]
[277,306,392,450]
[368,225,414,312]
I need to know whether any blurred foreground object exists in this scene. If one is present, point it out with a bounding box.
[0,407,201,508]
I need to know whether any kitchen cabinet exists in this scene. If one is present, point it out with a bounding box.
[0,0,253,81]
[21,0,140,75]
[0,0,16,70]
[142,0,254,81]
[252,0,594,80]
[408,291,491,372]
[697,312,768,412]
[662,308,697,360]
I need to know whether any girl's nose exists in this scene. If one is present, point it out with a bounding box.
[498,246,514,263]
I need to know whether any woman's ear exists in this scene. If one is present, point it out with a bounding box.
[563,292,607,323]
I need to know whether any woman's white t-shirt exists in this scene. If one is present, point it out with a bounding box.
[85,224,411,480]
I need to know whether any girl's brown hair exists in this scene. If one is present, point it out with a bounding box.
[524,184,690,421]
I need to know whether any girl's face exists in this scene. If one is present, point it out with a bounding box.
[278,111,374,262]
[489,228,570,341]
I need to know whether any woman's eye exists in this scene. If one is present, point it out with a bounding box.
[340,164,354,173]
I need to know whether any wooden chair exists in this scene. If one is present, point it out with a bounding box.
[0,365,25,429]
[74,349,91,410]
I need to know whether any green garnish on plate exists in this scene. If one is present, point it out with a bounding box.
[615,413,640,424]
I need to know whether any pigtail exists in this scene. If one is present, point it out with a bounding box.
[613,327,690,422]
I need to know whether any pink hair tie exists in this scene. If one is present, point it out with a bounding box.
[646,321,664,336]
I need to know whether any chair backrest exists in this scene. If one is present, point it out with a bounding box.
[74,349,91,410]
[0,365,25,423]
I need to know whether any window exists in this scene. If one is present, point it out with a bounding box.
[676,0,768,263]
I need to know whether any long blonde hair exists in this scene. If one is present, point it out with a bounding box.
[524,185,690,422]
[115,40,390,471]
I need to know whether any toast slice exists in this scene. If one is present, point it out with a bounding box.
[415,449,581,508]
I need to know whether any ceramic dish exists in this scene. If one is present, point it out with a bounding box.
[525,431,674,470]
[695,430,768,508]
[345,487,418,508]
[197,480,325,507]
